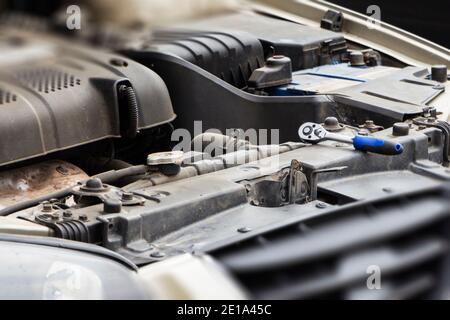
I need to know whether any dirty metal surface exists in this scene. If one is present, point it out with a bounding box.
[0,160,88,209]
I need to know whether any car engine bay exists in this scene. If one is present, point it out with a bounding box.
[0,0,450,300]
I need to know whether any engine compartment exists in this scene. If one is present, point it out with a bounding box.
[0,4,450,299]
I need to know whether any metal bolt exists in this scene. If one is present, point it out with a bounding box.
[237,227,252,233]
[51,212,60,220]
[316,202,327,209]
[349,51,365,66]
[84,178,103,190]
[323,117,343,131]
[41,201,53,212]
[79,214,88,222]
[324,117,339,127]
[121,192,134,201]
[63,210,73,218]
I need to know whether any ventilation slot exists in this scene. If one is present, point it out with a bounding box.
[0,89,17,105]
[14,68,82,93]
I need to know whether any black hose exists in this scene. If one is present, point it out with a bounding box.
[119,85,139,139]
[0,165,149,217]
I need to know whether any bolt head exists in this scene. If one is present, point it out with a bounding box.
[324,117,339,126]
[323,117,343,131]
[121,192,134,201]
[63,210,73,218]
[41,201,53,212]
[85,178,103,190]
[316,202,327,209]
[349,51,365,66]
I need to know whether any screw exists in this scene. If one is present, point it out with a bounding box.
[79,214,88,222]
[316,202,327,209]
[41,201,53,212]
[382,187,393,193]
[84,178,103,190]
[51,212,60,220]
[324,116,339,127]
[237,227,252,233]
[350,51,365,66]
[63,210,73,218]
[121,192,134,201]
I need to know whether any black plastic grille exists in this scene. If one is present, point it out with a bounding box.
[210,186,450,299]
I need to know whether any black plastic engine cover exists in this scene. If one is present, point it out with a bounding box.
[0,30,175,167]
[177,12,348,70]
[147,29,265,89]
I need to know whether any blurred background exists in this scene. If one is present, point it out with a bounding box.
[323,0,448,48]
[1,0,448,48]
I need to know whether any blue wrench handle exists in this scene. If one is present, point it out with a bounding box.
[352,135,403,155]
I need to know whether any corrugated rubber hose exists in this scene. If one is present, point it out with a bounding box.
[119,85,139,139]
